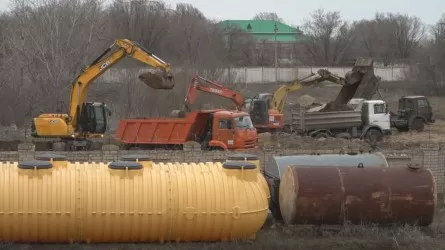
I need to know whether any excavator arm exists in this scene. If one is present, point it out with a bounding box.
[69,39,174,127]
[183,74,245,110]
[269,69,348,113]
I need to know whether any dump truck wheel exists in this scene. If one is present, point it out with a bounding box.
[411,118,425,132]
[365,129,383,143]
[313,132,329,139]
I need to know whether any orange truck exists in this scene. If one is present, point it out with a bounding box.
[114,109,258,151]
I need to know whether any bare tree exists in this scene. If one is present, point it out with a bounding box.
[253,12,283,22]
[356,13,425,65]
[105,0,172,56]
[2,0,106,125]
[302,8,356,66]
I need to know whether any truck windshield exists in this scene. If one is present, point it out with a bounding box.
[234,115,254,129]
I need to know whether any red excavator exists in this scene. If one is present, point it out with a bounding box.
[182,74,245,111]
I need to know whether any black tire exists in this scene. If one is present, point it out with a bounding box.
[365,129,383,143]
[314,132,329,139]
[411,118,425,132]
[210,146,225,151]
[336,132,352,140]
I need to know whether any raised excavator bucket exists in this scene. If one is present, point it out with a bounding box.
[138,69,175,89]
[319,57,381,112]
[334,57,381,104]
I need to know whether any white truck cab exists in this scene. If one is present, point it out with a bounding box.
[348,98,391,134]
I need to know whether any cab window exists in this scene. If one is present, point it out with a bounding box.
[219,119,233,129]
[373,103,386,114]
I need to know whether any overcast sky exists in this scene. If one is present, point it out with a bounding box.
[0,0,443,26]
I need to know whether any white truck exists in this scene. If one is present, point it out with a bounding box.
[288,98,391,143]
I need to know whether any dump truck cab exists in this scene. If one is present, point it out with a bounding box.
[206,110,258,150]
[390,95,435,132]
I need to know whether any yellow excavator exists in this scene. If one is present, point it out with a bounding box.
[244,57,380,133]
[31,39,175,151]
[244,69,349,133]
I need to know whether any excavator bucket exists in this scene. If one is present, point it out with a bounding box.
[334,57,380,104]
[138,70,175,89]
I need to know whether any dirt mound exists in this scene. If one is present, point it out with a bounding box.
[259,132,374,152]
[319,101,353,112]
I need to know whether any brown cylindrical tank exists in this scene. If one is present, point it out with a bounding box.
[0,160,269,243]
[279,165,436,226]
[265,152,389,221]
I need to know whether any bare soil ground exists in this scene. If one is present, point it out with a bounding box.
[4,208,445,250]
[0,81,444,151]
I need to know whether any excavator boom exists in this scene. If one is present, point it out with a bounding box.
[69,38,174,127]
[269,69,348,113]
[184,74,245,110]
[31,38,175,151]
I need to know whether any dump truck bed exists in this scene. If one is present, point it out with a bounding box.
[291,110,363,131]
[114,111,211,145]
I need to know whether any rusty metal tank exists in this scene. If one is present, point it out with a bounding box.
[0,155,269,243]
[264,152,389,220]
[279,165,436,226]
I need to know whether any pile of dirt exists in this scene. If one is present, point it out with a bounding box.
[258,132,374,152]
[318,101,353,112]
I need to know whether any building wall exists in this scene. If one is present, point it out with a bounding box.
[101,66,408,84]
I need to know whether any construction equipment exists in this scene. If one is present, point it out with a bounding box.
[183,74,245,111]
[390,95,435,132]
[114,109,258,151]
[244,57,381,133]
[30,39,174,151]
[290,98,391,142]
[244,69,350,133]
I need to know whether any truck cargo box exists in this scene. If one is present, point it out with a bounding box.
[114,111,212,145]
[291,110,363,131]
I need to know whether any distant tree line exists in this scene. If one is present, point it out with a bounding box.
[0,0,443,126]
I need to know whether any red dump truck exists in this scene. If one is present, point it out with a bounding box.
[114,109,258,151]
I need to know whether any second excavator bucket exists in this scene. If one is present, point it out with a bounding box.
[334,57,380,104]
[139,70,175,90]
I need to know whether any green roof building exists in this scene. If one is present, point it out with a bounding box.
[217,19,307,43]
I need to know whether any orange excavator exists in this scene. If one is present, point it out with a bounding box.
[182,74,245,111]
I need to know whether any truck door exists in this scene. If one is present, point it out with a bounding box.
[417,98,433,121]
[214,118,235,148]
[369,102,390,130]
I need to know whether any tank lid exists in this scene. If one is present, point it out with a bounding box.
[35,153,67,161]
[120,154,151,162]
[109,161,143,170]
[18,160,53,169]
[223,161,256,170]
[227,153,259,161]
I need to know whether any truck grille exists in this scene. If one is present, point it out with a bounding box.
[244,139,256,148]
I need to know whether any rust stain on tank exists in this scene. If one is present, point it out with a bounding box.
[279,165,437,226]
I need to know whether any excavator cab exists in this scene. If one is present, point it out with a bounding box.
[76,102,109,134]
[249,99,270,126]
